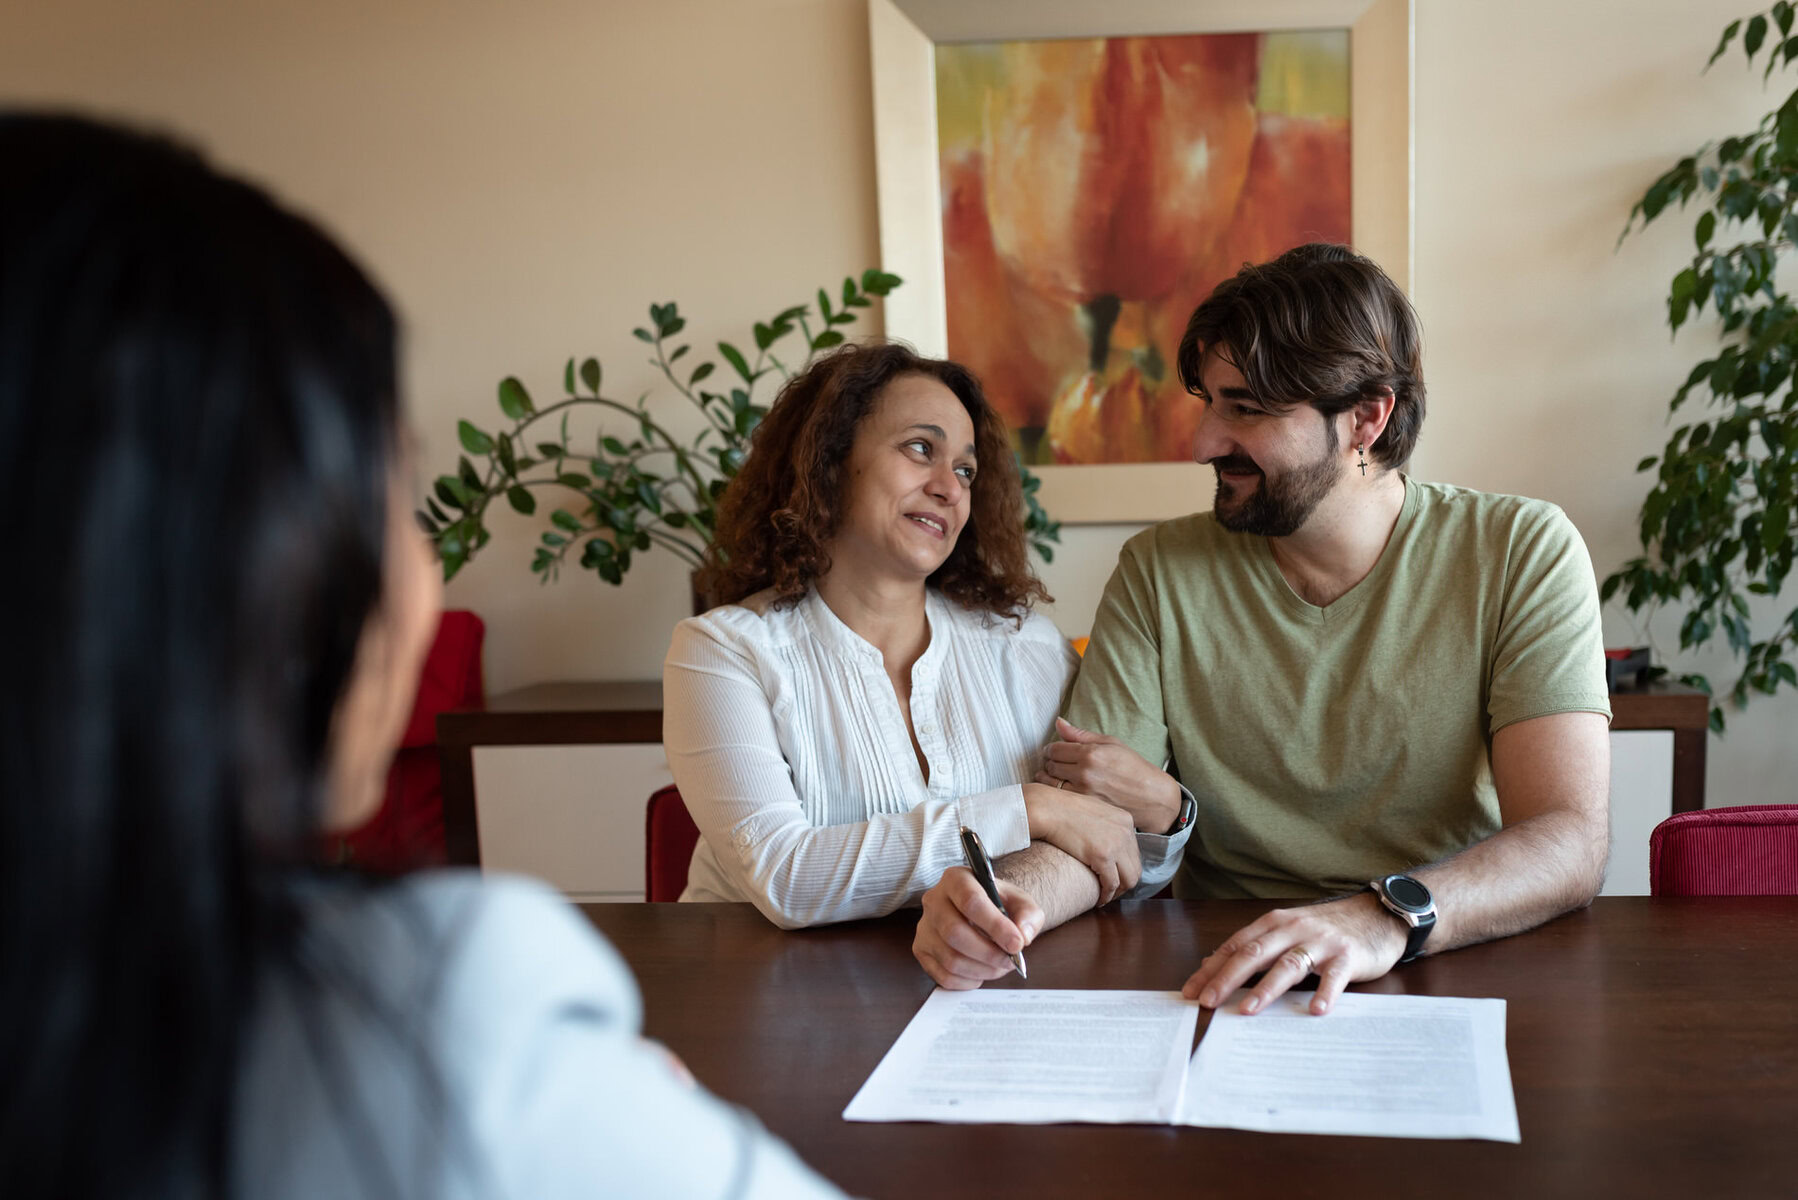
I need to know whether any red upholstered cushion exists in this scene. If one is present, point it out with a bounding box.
[645,785,701,902]
[1649,805,1798,896]
[335,609,485,872]
[400,609,485,748]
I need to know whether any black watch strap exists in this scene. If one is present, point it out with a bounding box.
[1399,911,1435,964]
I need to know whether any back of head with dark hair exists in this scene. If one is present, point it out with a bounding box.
[701,341,1049,620]
[0,112,400,1197]
[1176,242,1426,468]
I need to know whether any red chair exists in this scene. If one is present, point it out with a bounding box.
[1649,805,1798,896]
[334,609,486,873]
[645,784,701,901]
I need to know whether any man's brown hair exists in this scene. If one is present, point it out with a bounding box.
[699,341,1049,619]
[1176,243,1426,468]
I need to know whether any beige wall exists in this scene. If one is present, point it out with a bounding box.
[7,0,1791,808]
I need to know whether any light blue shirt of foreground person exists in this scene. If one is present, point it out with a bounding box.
[231,872,847,1199]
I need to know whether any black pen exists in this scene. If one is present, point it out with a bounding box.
[958,826,1027,979]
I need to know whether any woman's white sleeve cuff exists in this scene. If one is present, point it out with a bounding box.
[955,784,1032,860]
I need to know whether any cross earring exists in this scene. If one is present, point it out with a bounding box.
[1356,444,1368,476]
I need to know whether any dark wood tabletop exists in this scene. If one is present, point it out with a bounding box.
[584,897,1798,1200]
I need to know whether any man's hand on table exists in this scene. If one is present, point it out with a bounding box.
[913,866,1042,990]
[1035,717,1182,834]
[1180,890,1408,1016]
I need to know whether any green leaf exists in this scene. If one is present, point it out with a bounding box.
[860,269,903,294]
[557,472,592,489]
[1695,210,1716,252]
[581,357,601,392]
[690,361,715,385]
[551,509,582,533]
[507,485,536,515]
[664,510,689,528]
[498,376,534,420]
[1746,14,1768,60]
[537,442,565,459]
[719,342,754,383]
[435,476,468,512]
[542,531,568,547]
[1636,455,1659,472]
[811,330,845,350]
[753,322,776,352]
[497,432,517,476]
[563,357,575,395]
[1777,2,1794,38]
[458,420,495,455]
[633,328,654,343]
[602,436,628,456]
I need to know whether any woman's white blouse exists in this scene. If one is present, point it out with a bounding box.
[663,587,1186,927]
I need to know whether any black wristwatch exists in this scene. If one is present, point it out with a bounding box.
[1370,873,1436,964]
[1163,789,1196,836]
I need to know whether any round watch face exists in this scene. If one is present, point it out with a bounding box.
[1383,874,1432,911]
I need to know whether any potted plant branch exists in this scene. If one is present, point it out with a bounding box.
[1606,5,1798,731]
[419,271,1062,596]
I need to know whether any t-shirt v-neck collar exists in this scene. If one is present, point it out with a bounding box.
[1249,474,1418,625]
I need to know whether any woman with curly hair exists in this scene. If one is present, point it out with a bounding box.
[663,343,1191,936]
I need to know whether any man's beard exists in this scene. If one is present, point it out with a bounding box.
[1209,448,1342,537]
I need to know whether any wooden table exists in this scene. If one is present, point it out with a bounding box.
[585,898,1798,1199]
[440,680,1710,868]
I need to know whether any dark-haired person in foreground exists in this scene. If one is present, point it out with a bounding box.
[915,244,1613,1013]
[0,112,846,1198]
[663,342,1192,936]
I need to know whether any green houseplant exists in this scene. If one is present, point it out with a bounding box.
[1606,6,1798,731]
[420,271,1061,591]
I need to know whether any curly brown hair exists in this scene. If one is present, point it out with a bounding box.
[699,341,1050,620]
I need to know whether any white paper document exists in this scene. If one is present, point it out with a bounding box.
[1178,990,1520,1142]
[843,989,1200,1124]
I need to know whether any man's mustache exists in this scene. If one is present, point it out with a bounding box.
[1207,456,1262,475]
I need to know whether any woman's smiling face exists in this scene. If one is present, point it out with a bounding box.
[827,372,978,585]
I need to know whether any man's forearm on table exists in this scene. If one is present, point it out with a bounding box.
[1413,808,1608,953]
[996,841,1099,932]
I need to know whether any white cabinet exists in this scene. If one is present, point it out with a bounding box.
[474,743,671,903]
[467,729,1678,902]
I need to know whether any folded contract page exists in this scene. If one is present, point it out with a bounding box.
[844,989,1200,1125]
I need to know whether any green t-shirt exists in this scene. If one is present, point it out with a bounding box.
[1065,477,1613,900]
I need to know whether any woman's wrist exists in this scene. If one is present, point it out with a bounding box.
[1021,782,1061,841]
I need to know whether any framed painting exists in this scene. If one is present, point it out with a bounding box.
[870,0,1413,522]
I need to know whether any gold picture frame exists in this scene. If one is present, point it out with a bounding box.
[869,0,1414,523]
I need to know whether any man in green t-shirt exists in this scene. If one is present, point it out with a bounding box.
[912,244,1612,1018]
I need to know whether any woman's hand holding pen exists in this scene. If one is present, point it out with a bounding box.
[913,867,1043,990]
[1021,782,1142,903]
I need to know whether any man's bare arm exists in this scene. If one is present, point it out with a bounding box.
[994,841,1101,932]
[1182,711,1610,1016]
[1413,709,1611,948]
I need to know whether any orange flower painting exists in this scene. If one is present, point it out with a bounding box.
[937,31,1351,464]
